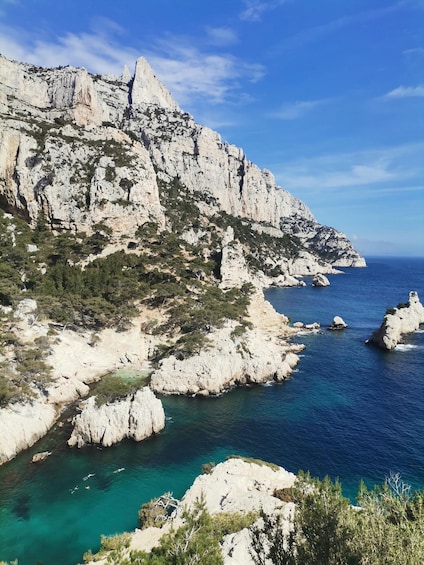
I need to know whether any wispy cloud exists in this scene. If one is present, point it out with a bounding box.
[239,0,287,22]
[0,21,138,74]
[271,99,328,120]
[0,20,265,108]
[272,143,424,192]
[206,26,238,46]
[403,47,424,56]
[384,85,424,98]
[276,2,406,52]
[145,36,264,106]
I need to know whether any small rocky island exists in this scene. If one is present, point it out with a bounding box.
[367,291,424,350]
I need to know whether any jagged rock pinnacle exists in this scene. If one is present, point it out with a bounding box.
[130,56,180,111]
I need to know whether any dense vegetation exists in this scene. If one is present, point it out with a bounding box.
[251,471,424,565]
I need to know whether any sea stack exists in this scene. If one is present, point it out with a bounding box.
[367,291,424,350]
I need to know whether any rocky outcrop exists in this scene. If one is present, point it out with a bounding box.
[312,273,330,287]
[0,298,161,465]
[367,291,424,350]
[86,458,296,565]
[329,316,348,330]
[150,293,303,396]
[0,401,56,465]
[68,388,165,448]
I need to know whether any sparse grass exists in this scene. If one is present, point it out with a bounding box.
[226,455,280,471]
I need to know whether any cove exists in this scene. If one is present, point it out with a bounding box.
[0,257,423,565]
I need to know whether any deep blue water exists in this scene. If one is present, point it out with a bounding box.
[0,257,423,565]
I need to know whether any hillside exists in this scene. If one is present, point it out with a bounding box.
[0,54,365,464]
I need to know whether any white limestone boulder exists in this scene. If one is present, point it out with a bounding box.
[329,316,348,330]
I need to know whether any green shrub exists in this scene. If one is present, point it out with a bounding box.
[93,372,150,406]
[250,472,424,565]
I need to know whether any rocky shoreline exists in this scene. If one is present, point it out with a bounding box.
[0,289,315,465]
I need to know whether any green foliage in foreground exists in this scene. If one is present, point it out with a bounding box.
[251,471,424,565]
[226,454,280,471]
[82,472,424,565]
[84,499,257,565]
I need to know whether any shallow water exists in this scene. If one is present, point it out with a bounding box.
[0,257,423,564]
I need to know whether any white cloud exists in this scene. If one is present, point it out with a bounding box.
[239,0,286,22]
[206,27,238,46]
[272,143,424,192]
[384,85,424,98]
[0,22,138,74]
[142,36,264,106]
[0,22,265,108]
[271,99,328,120]
[276,2,406,52]
[403,47,424,56]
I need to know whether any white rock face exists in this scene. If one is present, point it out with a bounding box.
[151,292,302,396]
[0,300,162,465]
[131,57,180,111]
[68,387,165,448]
[368,291,424,350]
[312,273,330,287]
[0,401,56,465]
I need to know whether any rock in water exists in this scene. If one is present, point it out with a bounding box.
[312,273,330,287]
[68,388,165,448]
[367,291,424,350]
[329,316,348,330]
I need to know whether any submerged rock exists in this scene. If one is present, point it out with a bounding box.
[367,291,424,350]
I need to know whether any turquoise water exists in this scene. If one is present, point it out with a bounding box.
[0,257,423,564]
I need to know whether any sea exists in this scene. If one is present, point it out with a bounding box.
[0,256,423,565]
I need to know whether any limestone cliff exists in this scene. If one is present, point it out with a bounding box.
[0,53,364,270]
[150,291,303,396]
[0,53,365,465]
[368,291,424,350]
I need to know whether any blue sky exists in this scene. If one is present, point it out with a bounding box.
[1,0,423,257]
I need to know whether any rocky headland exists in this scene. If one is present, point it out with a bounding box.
[367,291,424,350]
[0,53,365,465]
[85,457,297,565]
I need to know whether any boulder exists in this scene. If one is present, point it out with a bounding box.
[329,316,348,330]
[32,451,52,463]
[312,273,330,287]
[367,291,424,350]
